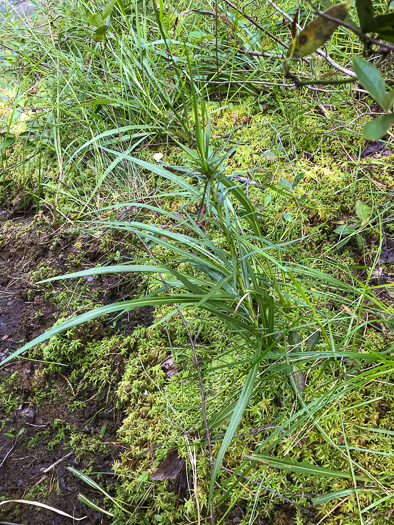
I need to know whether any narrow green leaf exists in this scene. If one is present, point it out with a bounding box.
[353,57,386,105]
[340,445,394,456]
[101,147,200,197]
[167,268,204,294]
[312,488,363,505]
[102,0,117,20]
[210,361,258,499]
[39,264,169,283]
[70,125,158,160]
[194,275,232,308]
[355,425,394,436]
[207,400,240,430]
[77,495,115,517]
[363,114,394,140]
[361,493,394,513]
[88,13,103,27]
[245,455,370,481]
[70,467,129,513]
[1,294,231,367]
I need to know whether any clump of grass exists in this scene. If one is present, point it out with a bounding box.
[1,0,394,522]
[5,86,394,522]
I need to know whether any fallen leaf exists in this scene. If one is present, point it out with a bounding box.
[152,449,185,481]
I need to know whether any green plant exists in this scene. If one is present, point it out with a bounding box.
[4,427,25,439]
[3,86,393,520]
[88,0,118,42]
[353,57,394,140]
[333,199,372,250]
[1,0,394,522]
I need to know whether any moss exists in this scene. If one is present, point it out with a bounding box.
[30,265,58,285]
[47,419,71,451]
[0,372,22,413]
[103,297,394,523]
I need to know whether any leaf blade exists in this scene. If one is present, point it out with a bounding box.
[245,455,370,481]
[353,57,386,106]
[88,13,103,27]
[363,114,394,140]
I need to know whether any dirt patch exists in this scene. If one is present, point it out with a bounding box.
[0,378,121,524]
[0,210,153,523]
[0,210,152,353]
[0,214,61,357]
[0,390,119,525]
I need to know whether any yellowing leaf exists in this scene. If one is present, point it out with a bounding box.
[287,2,351,60]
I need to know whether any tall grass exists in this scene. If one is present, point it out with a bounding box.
[1,0,369,213]
[3,77,394,517]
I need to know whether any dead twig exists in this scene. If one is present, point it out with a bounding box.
[41,451,73,473]
[32,475,47,488]
[266,0,356,77]
[0,443,17,469]
[201,79,338,93]
[60,374,83,397]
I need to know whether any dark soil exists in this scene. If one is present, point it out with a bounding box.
[0,376,121,525]
[0,209,153,524]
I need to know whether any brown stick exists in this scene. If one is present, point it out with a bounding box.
[41,452,73,473]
